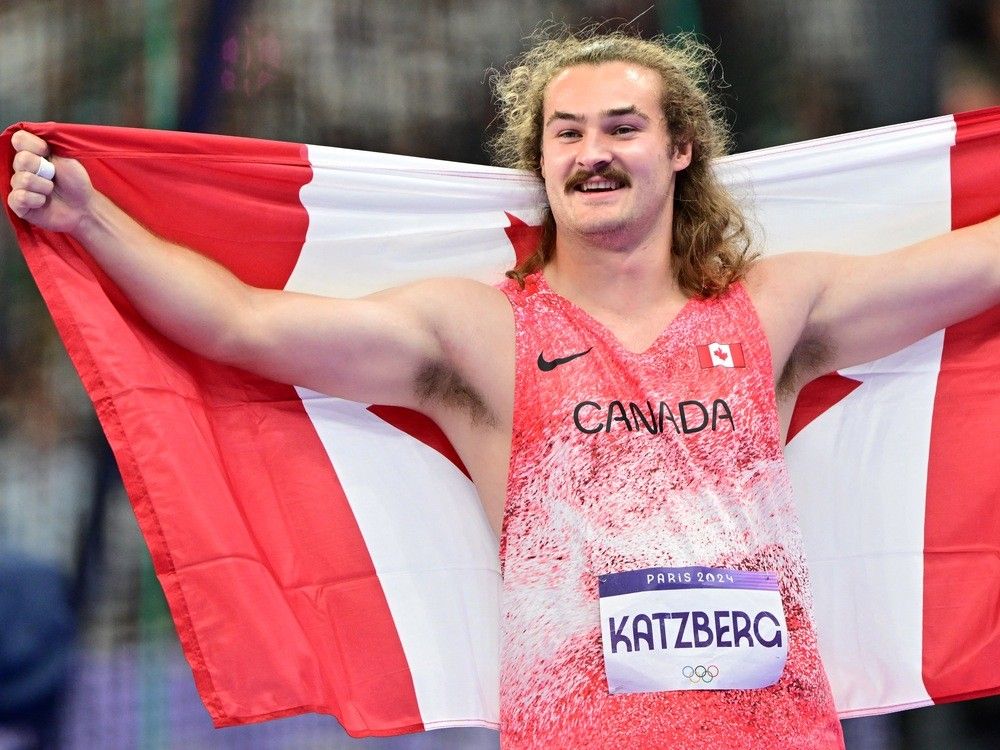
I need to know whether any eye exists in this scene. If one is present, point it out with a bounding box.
[612,124,638,136]
[556,129,581,140]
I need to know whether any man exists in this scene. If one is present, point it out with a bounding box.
[8,29,1000,750]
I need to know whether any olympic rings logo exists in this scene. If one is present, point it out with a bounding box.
[682,665,719,684]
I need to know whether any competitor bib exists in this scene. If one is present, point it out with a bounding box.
[598,566,787,694]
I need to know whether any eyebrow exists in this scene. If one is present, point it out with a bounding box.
[545,105,651,127]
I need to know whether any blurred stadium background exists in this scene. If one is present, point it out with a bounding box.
[1,1,999,748]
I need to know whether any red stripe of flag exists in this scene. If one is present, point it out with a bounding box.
[697,345,715,368]
[1,124,423,733]
[923,108,1000,704]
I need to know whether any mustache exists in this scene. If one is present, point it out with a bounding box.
[564,165,632,194]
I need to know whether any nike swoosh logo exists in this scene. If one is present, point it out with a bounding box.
[537,347,593,371]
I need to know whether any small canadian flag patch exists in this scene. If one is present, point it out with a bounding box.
[697,342,746,368]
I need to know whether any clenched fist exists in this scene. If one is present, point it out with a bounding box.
[8,129,95,235]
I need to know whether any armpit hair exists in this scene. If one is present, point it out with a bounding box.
[777,337,833,400]
[414,361,497,427]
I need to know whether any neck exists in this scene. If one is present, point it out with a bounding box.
[543,220,686,318]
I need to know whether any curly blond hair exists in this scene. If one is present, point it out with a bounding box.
[490,26,756,297]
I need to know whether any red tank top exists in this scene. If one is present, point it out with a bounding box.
[499,273,844,749]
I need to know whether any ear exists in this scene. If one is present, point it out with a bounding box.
[672,141,693,171]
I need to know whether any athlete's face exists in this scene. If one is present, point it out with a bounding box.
[540,62,691,246]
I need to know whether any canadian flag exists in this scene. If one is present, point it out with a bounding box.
[2,108,1000,736]
[697,342,746,368]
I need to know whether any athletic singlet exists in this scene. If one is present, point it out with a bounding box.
[498,273,844,749]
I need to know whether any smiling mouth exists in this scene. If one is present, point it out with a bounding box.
[566,167,631,194]
[575,179,625,193]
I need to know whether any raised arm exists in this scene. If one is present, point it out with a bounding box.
[5,129,478,410]
[757,217,1000,391]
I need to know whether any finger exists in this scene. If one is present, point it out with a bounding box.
[7,188,47,218]
[10,129,51,157]
[10,170,55,195]
[34,156,55,180]
[12,151,53,177]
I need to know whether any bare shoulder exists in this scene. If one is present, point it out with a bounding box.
[744,251,838,295]
[370,275,507,308]
[371,276,512,344]
[743,252,831,332]
[743,252,841,393]
[371,275,514,424]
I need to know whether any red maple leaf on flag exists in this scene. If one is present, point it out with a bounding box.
[504,212,542,264]
[713,347,729,361]
[786,372,863,443]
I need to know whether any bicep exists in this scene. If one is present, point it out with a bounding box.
[226,285,444,408]
[808,220,1000,372]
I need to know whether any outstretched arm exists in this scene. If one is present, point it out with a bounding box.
[817,219,1000,368]
[6,129,456,409]
[759,217,1000,389]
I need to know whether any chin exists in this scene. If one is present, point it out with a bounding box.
[575,214,630,236]
[577,224,635,248]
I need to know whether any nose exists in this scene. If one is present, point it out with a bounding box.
[576,130,612,172]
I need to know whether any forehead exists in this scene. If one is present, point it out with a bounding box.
[543,62,663,117]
